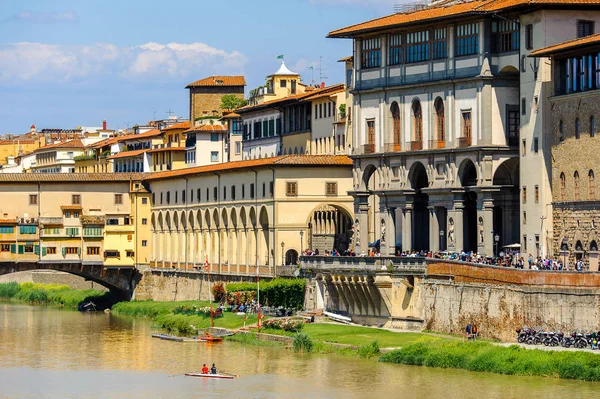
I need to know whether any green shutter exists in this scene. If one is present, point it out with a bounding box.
[42,247,47,256]
[77,247,81,255]
[10,244,16,253]
[18,245,24,254]
[62,247,66,257]
[34,245,40,255]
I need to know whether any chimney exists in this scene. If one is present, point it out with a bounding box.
[102,120,107,130]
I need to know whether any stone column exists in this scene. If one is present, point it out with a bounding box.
[478,196,494,256]
[385,207,396,256]
[448,200,464,252]
[394,206,404,252]
[355,194,370,255]
[428,206,440,252]
[402,203,413,252]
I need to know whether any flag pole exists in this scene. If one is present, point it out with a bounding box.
[206,256,214,328]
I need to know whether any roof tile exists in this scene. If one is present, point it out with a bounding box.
[162,121,190,131]
[107,149,148,159]
[529,32,600,56]
[186,76,246,88]
[36,139,85,152]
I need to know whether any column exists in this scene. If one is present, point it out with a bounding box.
[402,203,413,252]
[429,206,440,252]
[188,229,194,271]
[449,200,464,252]
[394,206,404,252]
[478,196,494,256]
[355,194,370,255]
[151,229,156,266]
[384,207,396,256]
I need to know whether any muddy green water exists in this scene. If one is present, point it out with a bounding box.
[0,303,598,398]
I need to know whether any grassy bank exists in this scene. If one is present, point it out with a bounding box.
[380,340,600,382]
[0,282,111,309]
[112,300,259,335]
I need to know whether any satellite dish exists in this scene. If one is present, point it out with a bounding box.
[293,269,300,277]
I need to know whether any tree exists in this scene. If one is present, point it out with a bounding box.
[220,95,248,110]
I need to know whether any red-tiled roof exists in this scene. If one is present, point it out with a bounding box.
[107,149,148,160]
[0,139,37,145]
[162,121,190,131]
[147,147,187,153]
[0,173,147,182]
[145,155,352,181]
[221,112,241,119]
[337,56,353,62]
[0,219,17,224]
[118,129,162,141]
[186,76,246,88]
[529,32,600,57]
[36,139,85,152]
[328,0,600,38]
[237,84,346,113]
[185,124,227,133]
[91,135,122,148]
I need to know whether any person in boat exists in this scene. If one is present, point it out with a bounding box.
[211,363,217,374]
[201,364,209,374]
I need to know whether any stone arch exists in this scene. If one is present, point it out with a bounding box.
[221,208,228,229]
[165,212,172,231]
[187,211,194,230]
[249,206,257,228]
[458,158,478,187]
[196,210,203,229]
[361,163,378,191]
[157,212,164,231]
[151,212,157,230]
[212,209,220,229]
[285,249,298,265]
[204,209,211,229]
[180,211,186,231]
[408,161,430,251]
[306,203,353,252]
[499,65,519,75]
[493,158,519,186]
[590,240,598,251]
[408,161,428,190]
[173,210,179,231]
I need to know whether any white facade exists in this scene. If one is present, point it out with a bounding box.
[241,108,282,160]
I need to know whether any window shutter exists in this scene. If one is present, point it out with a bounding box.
[42,247,47,256]
[77,247,81,255]
[10,244,16,253]
[18,245,24,254]
[34,245,40,255]
[62,247,66,257]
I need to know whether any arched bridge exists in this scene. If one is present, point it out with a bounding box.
[0,262,141,299]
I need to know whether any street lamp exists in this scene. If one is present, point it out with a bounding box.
[494,234,500,257]
[439,229,445,252]
[281,241,285,266]
[299,230,304,258]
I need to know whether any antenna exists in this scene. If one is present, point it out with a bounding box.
[166,108,174,118]
[152,108,157,121]
[317,56,328,83]
[308,66,315,85]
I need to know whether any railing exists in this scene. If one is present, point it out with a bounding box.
[80,215,105,225]
[428,140,445,149]
[300,256,427,274]
[39,217,63,226]
[384,143,401,152]
[457,136,472,148]
[409,141,423,151]
[362,144,375,154]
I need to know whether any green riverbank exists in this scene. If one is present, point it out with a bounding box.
[0,282,112,309]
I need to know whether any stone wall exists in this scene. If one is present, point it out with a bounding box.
[0,270,107,291]
[189,86,244,122]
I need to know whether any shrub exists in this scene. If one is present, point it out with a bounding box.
[358,340,380,359]
[0,282,21,298]
[293,332,313,353]
[262,318,304,332]
[212,283,226,303]
[225,279,306,309]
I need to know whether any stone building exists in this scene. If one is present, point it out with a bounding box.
[530,33,600,270]
[327,0,600,257]
[186,76,246,123]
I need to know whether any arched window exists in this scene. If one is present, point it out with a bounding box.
[589,170,596,200]
[559,120,564,142]
[560,172,566,201]
[591,116,596,138]
[575,118,581,139]
[412,99,423,143]
[390,102,401,150]
[574,171,580,200]
[434,97,445,145]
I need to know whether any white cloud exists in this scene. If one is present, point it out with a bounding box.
[10,11,79,23]
[0,42,247,84]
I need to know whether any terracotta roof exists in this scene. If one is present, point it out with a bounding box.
[186,76,246,88]
[91,135,122,148]
[118,129,162,141]
[0,219,17,224]
[162,121,190,131]
[221,112,241,119]
[302,84,346,101]
[337,56,353,62]
[146,155,352,181]
[36,139,85,152]
[147,147,187,153]
[237,84,346,113]
[60,205,83,210]
[529,32,600,57]
[185,125,228,133]
[0,173,147,182]
[107,149,148,160]
[328,0,600,38]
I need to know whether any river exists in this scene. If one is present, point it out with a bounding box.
[0,303,598,399]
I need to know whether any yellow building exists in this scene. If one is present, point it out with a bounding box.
[0,173,151,268]
[0,125,45,165]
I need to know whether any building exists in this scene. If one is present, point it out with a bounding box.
[530,33,600,270]
[184,123,228,167]
[31,139,86,173]
[0,173,151,268]
[221,113,244,162]
[0,125,44,165]
[327,0,600,257]
[186,76,246,123]
[144,155,353,271]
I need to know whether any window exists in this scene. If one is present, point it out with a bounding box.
[160,192,163,204]
[197,188,201,202]
[491,19,520,53]
[87,247,100,255]
[65,247,79,255]
[346,69,353,88]
[262,183,266,198]
[534,137,539,153]
[242,184,245,199]
[1,244,10,252]
[535,185,539,203]
[175,191,178,204]
[576,118,581,139]
[523,211,527,224]
[142,218,147,225]
[74,211,80,218]
[104,250,120,258]
[507,105,519,146]
[412,101,423,142]
[182,190,186,203]
[286,181,298,196]
[589,170,596,199]
[390,102,401,148]
[142,240,148,247]
[367,119,376,146]
[560,172,566,200]
[525,24,533,50]
[29,195,38,205]
[280,79,287,88]
[521,97,526,115]
[577,20,595,38]
[361,37,381,69]
[461,111,472,139]
[523,235,527,252]
[72,194,81,205]
[406,30,429,63]
[269,181,274,197]
[211,151,219,162]
[389,34,402,65]
[0,226,14,234]
[142,197,148,205]
[190,189,194,203]
[126,250,135,257]
[24,245,34,253]
[250,183,255,199]
[210,133,219,142]
[433,28,447,59]
[166,191,170,204]
[213,187,218,201]
[66,227,79,236]
[326,182,338,196]
[522,139,527,156]
[574,171,581,200]
[456,23,479,56]
[223,186,227,200]
[46,247,56,255]
[65,211,71,218]
[559,120,564,142]
[43,227,59,235]
[235,142,241,155]
[20,226,36,234]
[231,186,236,200]
[522,186,527,204]
[591,116,596,137]
[83,227,102,236]
[319,103,323,119]
[106,218,119,225]
[114,194,123,205]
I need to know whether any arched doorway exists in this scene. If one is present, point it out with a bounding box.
[285,249,298,265]
[459,159,478,252]
[308,204,353,253]
[492,157,520,253]
[409,162,429,251]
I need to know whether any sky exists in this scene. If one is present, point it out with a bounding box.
[0,0,400,134]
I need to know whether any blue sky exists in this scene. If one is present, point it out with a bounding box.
[0,0,398,134]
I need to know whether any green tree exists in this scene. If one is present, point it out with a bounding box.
[220,94,248,110]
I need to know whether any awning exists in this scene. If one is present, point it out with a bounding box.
[503,243,521,249]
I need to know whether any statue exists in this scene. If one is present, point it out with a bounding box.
[478,217,484,244]
[448,218,455,245]
[380,219,386,242]
[353,219,360,247]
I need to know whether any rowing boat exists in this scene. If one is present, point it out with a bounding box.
[184,372,235,379]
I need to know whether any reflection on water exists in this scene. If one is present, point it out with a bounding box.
[0,303,598,399]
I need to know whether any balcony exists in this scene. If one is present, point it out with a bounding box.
[457,136,472,148]
[362,144,375,154]
[81,215,105,225]
[39,217,63,226]
[105,224,134,233]
[428,140,446,150]
[384,143,401,153]
[409,141,423,151]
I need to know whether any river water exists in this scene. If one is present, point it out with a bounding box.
[0,303,598,399]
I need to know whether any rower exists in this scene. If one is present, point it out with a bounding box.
[201,364,209,374]
[211,363,217,374]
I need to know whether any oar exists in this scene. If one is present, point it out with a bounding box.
[218,371,240,378]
